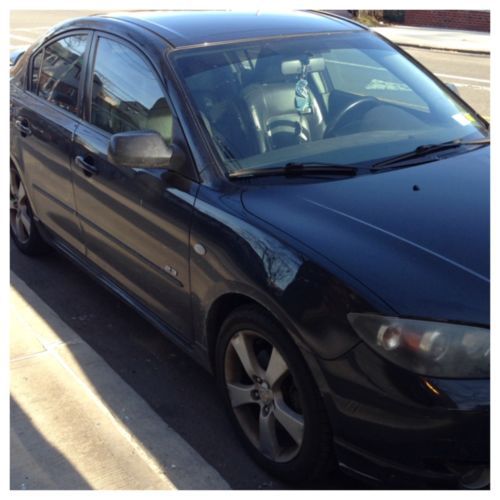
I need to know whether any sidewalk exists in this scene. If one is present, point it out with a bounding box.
[10,272,230,490]
[371,25,490,54]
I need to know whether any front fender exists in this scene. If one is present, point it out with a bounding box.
[189,185,384,361]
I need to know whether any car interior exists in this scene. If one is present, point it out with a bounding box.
[177,45,433,164]
[91,74,173,142]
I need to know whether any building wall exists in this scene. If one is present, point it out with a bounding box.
[403,10,490,32]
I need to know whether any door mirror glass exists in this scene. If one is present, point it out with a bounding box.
[107,130,184,169]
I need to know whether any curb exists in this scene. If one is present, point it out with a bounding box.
[395,42,490,55]
[10,272,230,490]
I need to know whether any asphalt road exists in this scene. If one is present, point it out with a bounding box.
[9,10,490,490]
[404,47,490,119]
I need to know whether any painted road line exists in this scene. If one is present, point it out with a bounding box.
[11,26,52,32]
[450,82,490,91]
[325,59,489,86]
[10,43,32,49]
[10,34,37,43]
[435,73,489,84]
[325,58,383,71]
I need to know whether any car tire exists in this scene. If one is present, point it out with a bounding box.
[215,304,335,484]
[10,166,49,256]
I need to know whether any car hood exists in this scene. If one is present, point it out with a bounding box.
[241,147,490,325]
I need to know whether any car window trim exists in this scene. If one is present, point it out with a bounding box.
[29,48,43,95]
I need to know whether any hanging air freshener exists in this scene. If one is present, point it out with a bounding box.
[295,75,312,114]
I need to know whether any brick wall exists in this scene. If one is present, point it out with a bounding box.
[404,10,490,32]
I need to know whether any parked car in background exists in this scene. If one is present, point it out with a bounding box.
[10,10,490,489]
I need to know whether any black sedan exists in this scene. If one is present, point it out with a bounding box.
[10,10,490,489]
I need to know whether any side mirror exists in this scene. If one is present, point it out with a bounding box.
[107,130,185,170]
[10,47,26,67]
[446,82,460,96]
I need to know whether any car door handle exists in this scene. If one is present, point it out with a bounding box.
[75,155,99,177]
[15,119,32,137]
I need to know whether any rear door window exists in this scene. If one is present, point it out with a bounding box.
[37,34,88,115]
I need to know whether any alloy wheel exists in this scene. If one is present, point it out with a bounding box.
[224,330,305,463]
[10,169,32,244]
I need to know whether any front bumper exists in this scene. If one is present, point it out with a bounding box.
[316,342,490,489]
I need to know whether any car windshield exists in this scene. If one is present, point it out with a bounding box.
[170,31,488,173]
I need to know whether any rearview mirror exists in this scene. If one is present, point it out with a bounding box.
[107,130,184,170]
[281,57,325,75]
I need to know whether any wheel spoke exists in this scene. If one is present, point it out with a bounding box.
[227,382,256,408]
[230,333,263,380]
[10,173,19,197]
[274,397,304,445]
[15,214,27,241]
[17,182,26,203]
[19,207,31,235]
[265,347,288,388]
[259,410,280,460]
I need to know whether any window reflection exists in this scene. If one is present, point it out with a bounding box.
[38,35,87,115]
[90,38,173,142]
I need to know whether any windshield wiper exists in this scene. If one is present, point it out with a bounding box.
[371,138,490,171]
[228,162,358,179]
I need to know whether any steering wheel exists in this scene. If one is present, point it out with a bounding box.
[324,97,379,138]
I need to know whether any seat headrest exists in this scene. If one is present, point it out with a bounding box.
[253,51,285,83]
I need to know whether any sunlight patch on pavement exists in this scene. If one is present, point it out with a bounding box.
[10,273,230,489]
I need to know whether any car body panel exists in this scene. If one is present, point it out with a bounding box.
[241,147,490,326]
[101,10,362,47]
[189,184,390,361]
[72,123,199,339]
[65,29,200,340]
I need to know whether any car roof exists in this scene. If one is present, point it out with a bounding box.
[95,10,365,48]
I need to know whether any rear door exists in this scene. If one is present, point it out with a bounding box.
[72,33,199,341]
[11,33,90,253]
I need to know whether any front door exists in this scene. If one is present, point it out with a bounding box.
[72,34,198,341]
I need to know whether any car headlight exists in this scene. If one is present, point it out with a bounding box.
[347,313,489,378]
